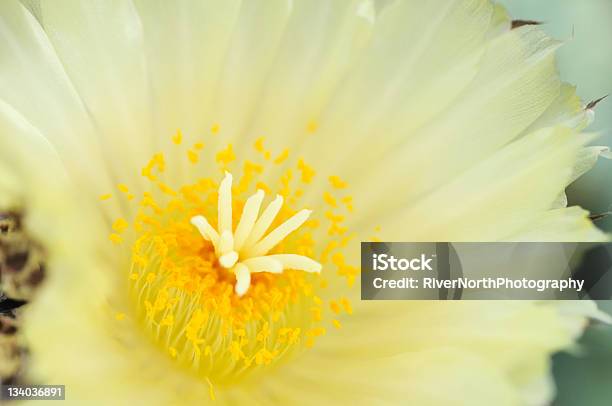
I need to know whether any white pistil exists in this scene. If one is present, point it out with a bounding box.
[219,251,239,269]
[242,256,283,274]
[234,263,251,297]
[233,189,264,250]
[190,172,321,297]
[243,194,284,248]
[190,216,219,253]
[218,230,234,255]
[244,209,312,258]
[267,254,322,273]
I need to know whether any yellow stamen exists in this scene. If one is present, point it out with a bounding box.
[172,129,183,145]
[298,159,315,183]
[112,218,129,233]
[216,144,235,166]
[329,175,347,189]
[254,137,265,153]
[187,150,199,164]
[306,120,318,133]
[274,149,289,164]
[324,192,337,207]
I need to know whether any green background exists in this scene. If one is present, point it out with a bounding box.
[500,2,612,404]
[500,0,612,231]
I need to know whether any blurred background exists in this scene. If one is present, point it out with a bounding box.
[500,0,612,231]
[499,1,612,404]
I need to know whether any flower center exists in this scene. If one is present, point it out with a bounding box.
[105,129,359,386]
[190,171,321,297]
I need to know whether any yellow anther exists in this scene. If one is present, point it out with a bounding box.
[332,319,342,329]
[112,218,129,233]
[117,183,129,193]
[109,233,123,244]
[332,252,345,266]
[211,123,220,135]
[155,153,166,171]
[320,240,339,263]
[99,194,112,201]
[305,219,320,229]
[142,166,154,181]
[306,120,318,133]
[142,152,166,182]
[341,298,353,315]
[329,175,347,189]
[274,149,289,164]
[332,253,358,287]
[297,159,315,183]
[323,192,337,207]
[310,307,322,322]
[207,378,216,401]
[187,150,199,164]
[244,161,263,173]
[328,223,348,236]
[216,144,236,166]
[172,129,183,145]
[161,315,174,327]
[325,211,345,223]
[154,289,169,311]
[307,327,326,337]
[254,137,265,153]
[330,301,341,314]
[341,196,354,212]
[157,182,177,197]
[256,322,270,342]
